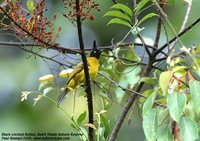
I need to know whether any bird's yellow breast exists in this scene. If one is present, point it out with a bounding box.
[87,57,100,79]
[67,57,100,89]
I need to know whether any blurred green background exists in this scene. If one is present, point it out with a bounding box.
[0,0,200,140]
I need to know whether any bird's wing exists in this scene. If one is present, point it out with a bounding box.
[66,62,84,85]
[58,62,85,106]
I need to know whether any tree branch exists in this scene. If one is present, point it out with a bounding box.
[0,6,80,54]
[154,16,162,50]
[0,41,168,56]
[75,0,94,140]
[138,33,152,57]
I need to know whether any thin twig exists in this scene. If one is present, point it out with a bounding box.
[155,16,200,56]
[138,33,152,57]
[170,0,193,50]
[98,72,164,107]
[152,0,184,48]
[21,47,72,68]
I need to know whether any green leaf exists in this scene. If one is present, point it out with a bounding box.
[143,109,157,141]
[140,77,156,84]
[159,66,186,93]
[104,11,131,22]
[184,102,196,121]
[157,124,173,141]
[107,18,132,28]
[77,111,87,126]
[167,93,186,123]
[180,116,198,141]
[172,66,187,73]
[137,13,158,26]
[159,70,173,93]
[140,89,154,104]
[157,108,170,126]
[111,3,133,17]
[189,80,200,108]
[155,98,167,104]
[135,0,150,13]
[142,90,157,116]
[100,114,110,139]
[79,127,88,141]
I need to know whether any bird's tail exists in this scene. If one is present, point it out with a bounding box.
[57,88,68,106]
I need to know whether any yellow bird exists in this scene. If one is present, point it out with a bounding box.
[57,48,102,105]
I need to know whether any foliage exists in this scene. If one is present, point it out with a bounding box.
[1,0,200,141]
[0,0,61,47]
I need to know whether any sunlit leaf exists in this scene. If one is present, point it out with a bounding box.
[137,13,158,26]
[143,109,157,141]
[167,93,186,123]
[104,11,131,22]
[77,111,87,126]
[172,66,187,73]
[180,116,198,141]
[107,18,132,28]
[111,3,133,17]
[159,70,173,93]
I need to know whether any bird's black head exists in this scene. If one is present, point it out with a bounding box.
[90,49,102,59]
[90,40,102,59]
